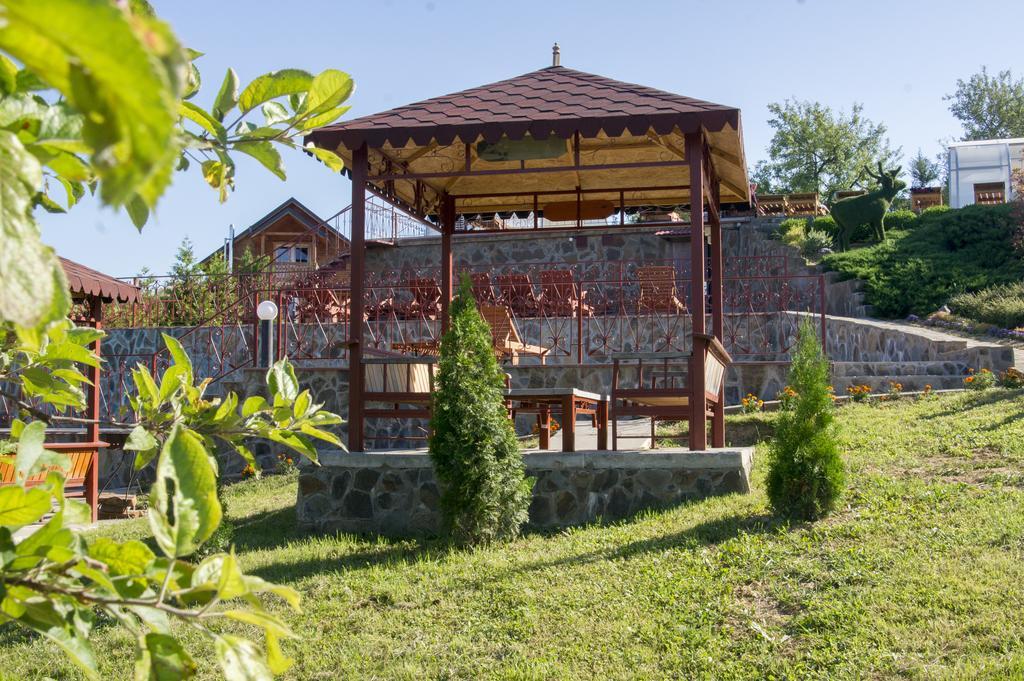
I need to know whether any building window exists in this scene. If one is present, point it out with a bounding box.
[273,245,311,263]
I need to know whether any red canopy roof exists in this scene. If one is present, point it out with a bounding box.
[60,257,140,304]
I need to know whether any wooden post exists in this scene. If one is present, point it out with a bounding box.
[686,131,707,451]
[85,297,102,523]
[440,194,454,334]
[348,144,367,452]
[710,181,725,448]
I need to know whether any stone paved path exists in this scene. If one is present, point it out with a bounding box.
[539,417,653,452]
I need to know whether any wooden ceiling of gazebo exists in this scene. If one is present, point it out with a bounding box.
[306,65,749,219]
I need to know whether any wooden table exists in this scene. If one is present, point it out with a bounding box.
[504,388,609,452]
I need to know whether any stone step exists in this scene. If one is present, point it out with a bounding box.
[831,360,968,377]
[832,374,966,393]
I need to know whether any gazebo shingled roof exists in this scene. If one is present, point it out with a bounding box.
[60,257,140,304]
[307,65,749,218]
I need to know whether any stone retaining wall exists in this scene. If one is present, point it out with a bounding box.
[296,448,753,535]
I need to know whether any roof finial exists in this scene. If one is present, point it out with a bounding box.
[552,42,560,67]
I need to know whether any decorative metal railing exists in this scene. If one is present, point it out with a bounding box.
[0,257,824,426]
[327,197,435,242]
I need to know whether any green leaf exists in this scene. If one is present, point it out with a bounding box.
[238,69,313,114]
[194,551,247,600]
[0,486,51,528]
[179,101,227,142]
[0,0,186,208]
[266,360,298,401]
[304,143,345,173]
[124,425,158,453]
[134,633,197,681]
[234,140,285,181]
[260,101,289,126]
[212,68,239,122]
[0,54,17,94]
[267,430,317,462]
[126,193,150,229]
[214,634,272,681]
[147,425,222,558]
[297,105,350,131]
[299,423,341,450]
[241,395,268,417]
[161,333,193,378]
[0,129,70,327]
[222,608,295,638]
[293,390,311,418]
[300,69,353,118]
[15,420,50,479]
[88,537,155,576]
[44,340,100,367]
[132,363,160,407]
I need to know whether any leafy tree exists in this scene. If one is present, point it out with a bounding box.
[0,0,351,677]
[0,0,349,331]
[428,275,532,544]
[765,319,845,520]
[945,67,1024,140]
[750,100,900,201]
[909,148,942,188]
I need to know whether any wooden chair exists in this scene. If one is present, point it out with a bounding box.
[479,304,550,365]
[611,334,731,450]
[636,266,687,314]
[470,271,497,306]
[495,273,540,317]
[539,269,591,317]
[399,276,442,320]
[363,357,438,445]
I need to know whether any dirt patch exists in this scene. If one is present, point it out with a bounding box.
[728,582,801,648]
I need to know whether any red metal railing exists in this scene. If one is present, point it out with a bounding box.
[1,257,824,426]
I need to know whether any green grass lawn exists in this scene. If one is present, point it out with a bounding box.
[4,390,1024,679]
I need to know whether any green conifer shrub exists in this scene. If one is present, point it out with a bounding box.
[766,319,845,520]
[429,275,532,543]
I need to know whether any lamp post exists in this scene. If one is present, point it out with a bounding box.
[256,299,278,367]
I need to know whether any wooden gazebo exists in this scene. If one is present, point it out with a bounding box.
[307,54,749,452]
[0,259,140,522]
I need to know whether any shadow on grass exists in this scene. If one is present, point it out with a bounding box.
[513,509,787,577]
[920,389,1023,422]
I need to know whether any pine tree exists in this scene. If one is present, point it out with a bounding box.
[766,319,845,520]
[428,275,532,543]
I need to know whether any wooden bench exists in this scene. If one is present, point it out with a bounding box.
[610,334,731,450]
[363,356,438,444]
[0,441,106,522]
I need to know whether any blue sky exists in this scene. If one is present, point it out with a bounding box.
[39,0,1024,277]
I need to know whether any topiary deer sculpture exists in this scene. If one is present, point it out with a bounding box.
[830,162,906,251]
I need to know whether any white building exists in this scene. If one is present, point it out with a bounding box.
[947,138,1024,209]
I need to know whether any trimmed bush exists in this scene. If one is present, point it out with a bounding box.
[822,203,1024,318]
[949,282,1024,329]
[429,274,532,544]
[884,209,918,232]
[919,204,951,220]
[766,319,845,520]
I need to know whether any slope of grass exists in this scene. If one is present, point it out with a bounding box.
[3,391,1024,679]
[822,203,1024,320]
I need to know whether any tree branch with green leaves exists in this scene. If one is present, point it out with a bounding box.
[0,0,352,678]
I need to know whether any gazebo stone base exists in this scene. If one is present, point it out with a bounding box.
[296,448,753,536]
